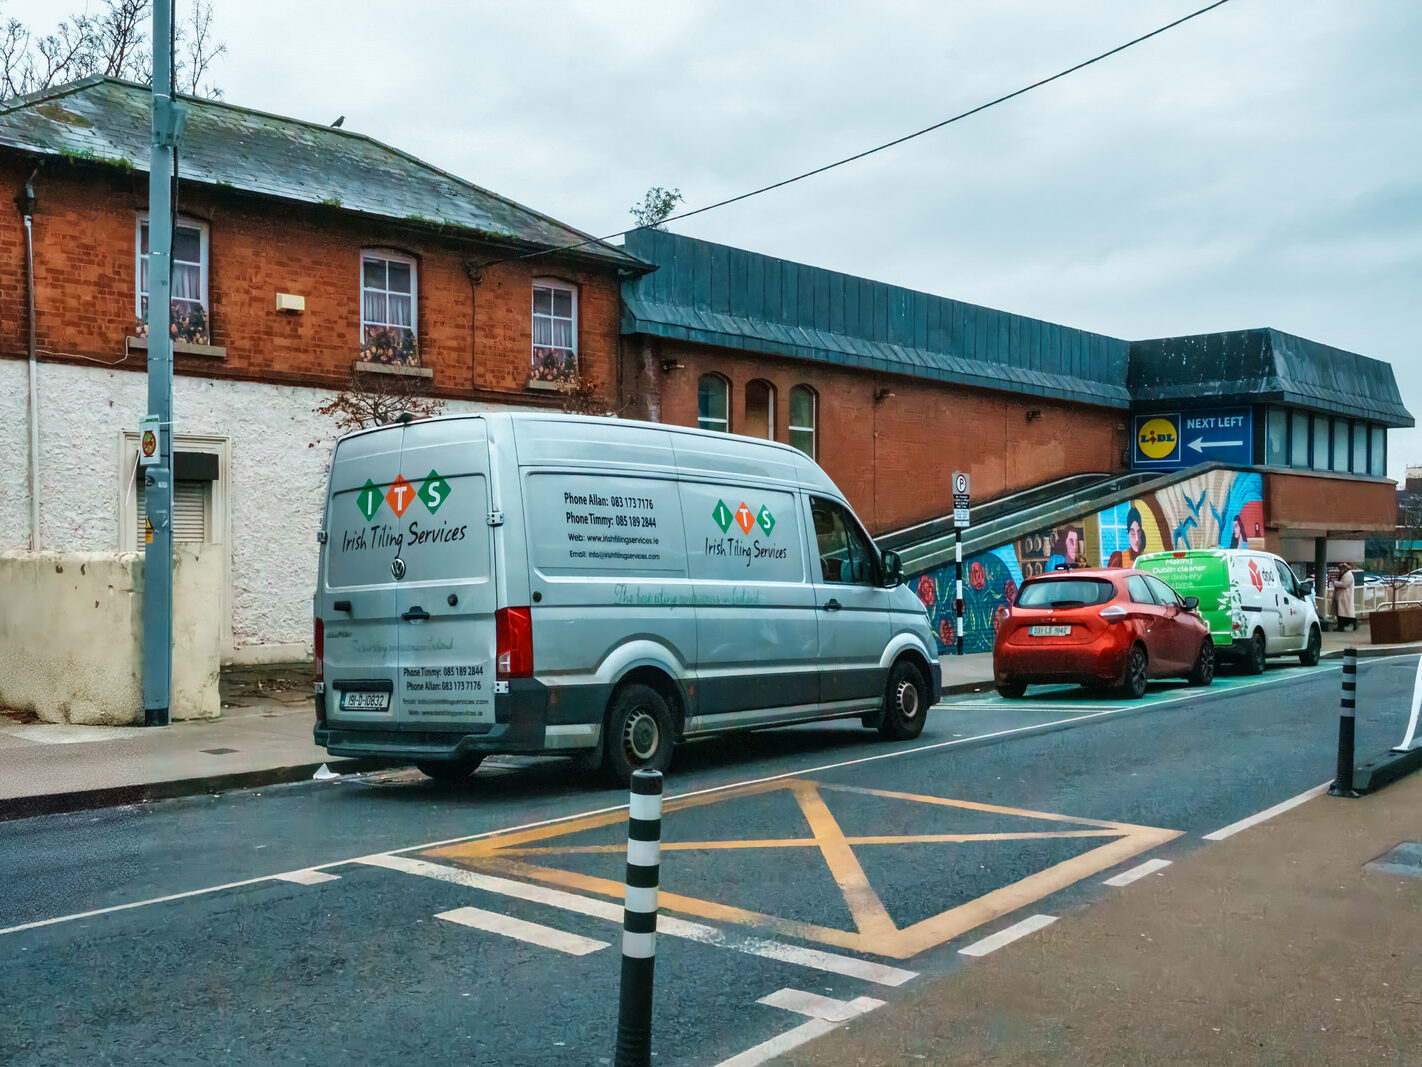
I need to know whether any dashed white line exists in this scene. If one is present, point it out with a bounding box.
[1201,781,1331,841]
[758,987,885,1023]
[275,869,341,886]
[360,853,915,987]
[1103,858,1172,887]
[958,913,1057,957]
[436,906,609,955]
[713,993,885,1067]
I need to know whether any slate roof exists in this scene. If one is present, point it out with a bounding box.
[0,76,643,269]
[1129,329,1414,428]
[621,230,1133,408]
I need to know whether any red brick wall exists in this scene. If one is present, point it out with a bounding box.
[638,338,1129,534]
[0,158,621,405]
[1265,471,1398,534]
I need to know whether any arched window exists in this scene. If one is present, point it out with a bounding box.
[698,373,729,432]
[789,385,817,457]
[744,379,775,439]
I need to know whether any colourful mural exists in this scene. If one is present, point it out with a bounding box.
[913,470,1265,654]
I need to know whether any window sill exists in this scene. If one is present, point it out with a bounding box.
[354,360,433,380]
[126,336,227,359]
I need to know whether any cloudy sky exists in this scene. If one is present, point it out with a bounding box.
[21,0,1422,478]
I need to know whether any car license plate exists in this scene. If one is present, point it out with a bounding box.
[339,690,390,711]
[1029,625,1071,637]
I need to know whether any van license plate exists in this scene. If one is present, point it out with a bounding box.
[340,690,391,711]
[1029,625,1071,637]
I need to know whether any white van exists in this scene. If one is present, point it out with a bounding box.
[313,413,941,785]
[1135,548,1322,672]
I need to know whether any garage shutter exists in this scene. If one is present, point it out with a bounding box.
[137,480,209,543]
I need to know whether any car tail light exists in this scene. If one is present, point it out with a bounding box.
[314,616,324,682]
[1100,604,1129,622]
[496,606,533,679]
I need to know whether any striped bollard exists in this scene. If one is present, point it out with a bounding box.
[1329,648,1358,797]
[614,769,662,1067]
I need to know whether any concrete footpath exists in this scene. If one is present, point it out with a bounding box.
[786,766,1422,1067]
[0,632,1415,823]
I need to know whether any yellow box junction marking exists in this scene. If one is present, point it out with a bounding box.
[426,780,1180,960]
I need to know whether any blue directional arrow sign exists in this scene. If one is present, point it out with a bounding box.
[1180,408,1253,466]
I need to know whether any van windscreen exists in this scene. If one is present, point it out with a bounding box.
[1016,578,1115,608]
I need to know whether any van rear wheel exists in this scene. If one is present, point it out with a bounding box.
[416,755,484,782]
[879,661,929,741]
[604,683,674,787]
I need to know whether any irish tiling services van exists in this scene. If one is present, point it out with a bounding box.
[313,413,940,785]
[1134,548,1322,672]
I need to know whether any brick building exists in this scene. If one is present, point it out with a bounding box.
[0,76,641,664]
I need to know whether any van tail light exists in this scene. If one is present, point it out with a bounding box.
[314,616,324,683]
[496,607,533,680]
[1100,604,1129,623]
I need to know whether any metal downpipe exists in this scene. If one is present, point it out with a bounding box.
[23,165,39,550]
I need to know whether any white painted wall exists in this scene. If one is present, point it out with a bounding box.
[0,361,495,662]
[0,547,221,723]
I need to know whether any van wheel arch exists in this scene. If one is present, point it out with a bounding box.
[609,667,686,740]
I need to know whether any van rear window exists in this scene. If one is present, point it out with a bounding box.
[1016,578,1115,608]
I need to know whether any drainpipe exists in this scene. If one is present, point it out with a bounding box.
[22,166,40,550]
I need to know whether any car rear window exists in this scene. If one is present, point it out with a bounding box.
[1015,578,1115,608]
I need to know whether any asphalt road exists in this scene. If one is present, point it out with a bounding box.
[1,656,1415,1066]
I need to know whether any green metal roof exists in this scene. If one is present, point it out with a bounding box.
[620,230,1133,407]
[1129,329,1413,427]
[0,76,643,269]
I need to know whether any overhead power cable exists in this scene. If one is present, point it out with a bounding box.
[496,0,1235,268]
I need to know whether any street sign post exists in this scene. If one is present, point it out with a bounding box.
[952,472,969,655]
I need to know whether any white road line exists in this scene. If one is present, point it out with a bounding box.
[959,913,1057,957]
[275,869,341,886]
[435,906,609,955]
[1202,781,1331,841]
[1102,858,1172,887]
[361,853,916,987]
[758,987,885,1023]
[3,668,1339,940]
[714,996,884,1067]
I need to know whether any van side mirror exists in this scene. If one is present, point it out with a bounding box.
[882,550,903,587]
[1301,578,1315,596]
[1182,595,1200,612]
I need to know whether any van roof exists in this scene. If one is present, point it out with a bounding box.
[334,412,839,493]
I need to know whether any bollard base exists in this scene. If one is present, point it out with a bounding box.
[1327,784,1360,799]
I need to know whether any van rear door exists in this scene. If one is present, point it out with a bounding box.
[391,419,498,728]
[322,427,403,725]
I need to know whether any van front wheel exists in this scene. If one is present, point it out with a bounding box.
[1299,625,1321,666]
[879,661,929,741]
[604,683,674,787]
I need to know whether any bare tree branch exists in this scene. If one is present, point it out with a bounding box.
[93,0,150,81]
[176,0,225,98]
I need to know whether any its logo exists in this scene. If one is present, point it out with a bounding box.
[355,470,451,520]
[1247,559,1264,592]
[713,499,776,537]
[1137,417,1179,460]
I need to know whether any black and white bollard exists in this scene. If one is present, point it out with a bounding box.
[1329,648,1358,797]
[614,768,662,1067]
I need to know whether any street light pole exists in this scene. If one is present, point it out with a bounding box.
[143,0,182,727]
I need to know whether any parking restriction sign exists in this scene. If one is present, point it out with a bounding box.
[139,415,161,467]
[952,471,970,528]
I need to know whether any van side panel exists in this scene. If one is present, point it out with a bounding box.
[515,419,695,740]
[679,478,818,727]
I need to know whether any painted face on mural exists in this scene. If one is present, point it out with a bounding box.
[1065,529,1080,562]
[1127,507,1145,555]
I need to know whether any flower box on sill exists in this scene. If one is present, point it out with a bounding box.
[127,336,227,359]
[353,360,433,379]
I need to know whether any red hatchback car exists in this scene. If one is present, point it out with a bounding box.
[992,568,1214,699]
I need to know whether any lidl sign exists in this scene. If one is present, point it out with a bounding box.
[1131,409,1253,469]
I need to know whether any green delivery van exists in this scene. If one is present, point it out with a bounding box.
[1134,548,1322,673]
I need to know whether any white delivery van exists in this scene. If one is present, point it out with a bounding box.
[1135,548,1322,672]
[313,413,940,785]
